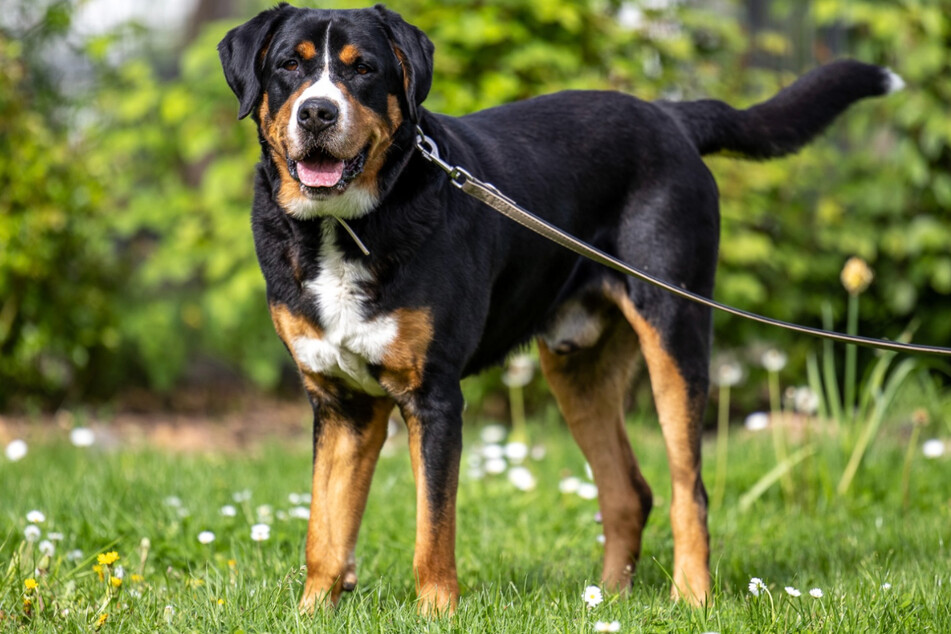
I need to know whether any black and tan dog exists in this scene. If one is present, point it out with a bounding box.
[219,3,901,614]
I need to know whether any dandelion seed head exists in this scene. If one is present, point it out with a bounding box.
[38,540,55,556]
[502,353,535,388]
[744,412,770,432]
[164,496,182,508]
[69,427,96,447]
[24,524,41,543]
[66,549,83,561]
[5,439,27,461]
[881,583,892,591]
[47,532,64,541]
[583,585,603,608]
[480,424,507,445]
[716,361,743,387]
[26,510,45,523]
[290,506,310,519]
[793,386,819,415]
[761,349,787,373]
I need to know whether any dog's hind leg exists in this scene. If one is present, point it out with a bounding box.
[608,282,712,605]
[298,391,393,613]
[539,297,653,592]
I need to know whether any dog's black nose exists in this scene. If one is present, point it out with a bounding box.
[297,98,338,132]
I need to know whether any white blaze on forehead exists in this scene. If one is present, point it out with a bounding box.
[289,22,350,148]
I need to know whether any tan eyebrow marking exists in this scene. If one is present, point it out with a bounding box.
[296,41,317,60]
[339,44,360,65]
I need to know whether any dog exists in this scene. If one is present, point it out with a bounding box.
[218,3,901,614]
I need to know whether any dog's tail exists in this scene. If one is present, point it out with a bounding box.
[661,60,903,159]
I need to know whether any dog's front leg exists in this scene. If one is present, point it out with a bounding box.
[402,386,463,615]
[298,394,393,613]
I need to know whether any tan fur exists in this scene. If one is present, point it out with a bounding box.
[298,398,393,613]
[605,283,710,605]
[339,44,360,65]
[380,308,433,396]
[538,311,653,592]
[405,413,459,615]
[296,40,317,60]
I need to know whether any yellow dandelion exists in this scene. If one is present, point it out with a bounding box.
[840,256,874,295]
[96,613,108,628]
[217,598,225,606]
[93,564,105,581]
[110,576,122,588]
[24,578,38,591]
[130,574,144,583]
[227,559,237,569]
[23,597,32,610]
[97,551,120,566]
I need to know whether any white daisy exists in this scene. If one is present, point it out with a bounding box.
[507,466,536,491]
[748,577,767,597]
[289,506,310,520]
[26,510,46,523]
[481,444,505,460]
[577,483,599,500]
[484,457,507,474]
[923,439,945,459]
[5,439,27,461]
[197,531,216,545]
[809,588,823,598]
[220,504,237,517]
[881,583,892,591]
[744,412,770,432]
[502,354,534,388]
[504,441,529,463]
[583,585,603,608]
[784,586,801,597]
[559,476,581,494]
[250,523,271,542]
[594,620,621,632]
[232,489,252,503]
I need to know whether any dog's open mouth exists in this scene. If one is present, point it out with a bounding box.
[288,147,367,195]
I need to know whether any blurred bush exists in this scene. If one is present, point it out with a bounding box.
[0,0,948,410]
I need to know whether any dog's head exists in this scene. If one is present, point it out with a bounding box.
[219,4,434,219]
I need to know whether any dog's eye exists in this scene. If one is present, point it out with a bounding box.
[281,59,299,72]
[355,63,371,75]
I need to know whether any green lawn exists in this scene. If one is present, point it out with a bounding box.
[2,414,950,632]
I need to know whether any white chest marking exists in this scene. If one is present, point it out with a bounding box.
[295,224,396,394]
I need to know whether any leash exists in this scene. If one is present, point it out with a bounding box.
[414,126,951,357]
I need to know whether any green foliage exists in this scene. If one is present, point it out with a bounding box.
[0,0,948,408]
[0,35,120,407]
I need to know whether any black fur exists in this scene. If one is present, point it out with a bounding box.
[219,3,897,608]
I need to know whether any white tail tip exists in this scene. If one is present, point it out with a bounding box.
[884,69,905,94]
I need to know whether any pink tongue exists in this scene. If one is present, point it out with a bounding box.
[296,156,345,188]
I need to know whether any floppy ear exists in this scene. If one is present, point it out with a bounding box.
[218,3,292,119]
[374,5,435,123]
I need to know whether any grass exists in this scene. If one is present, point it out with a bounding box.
[2,413,950,632]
